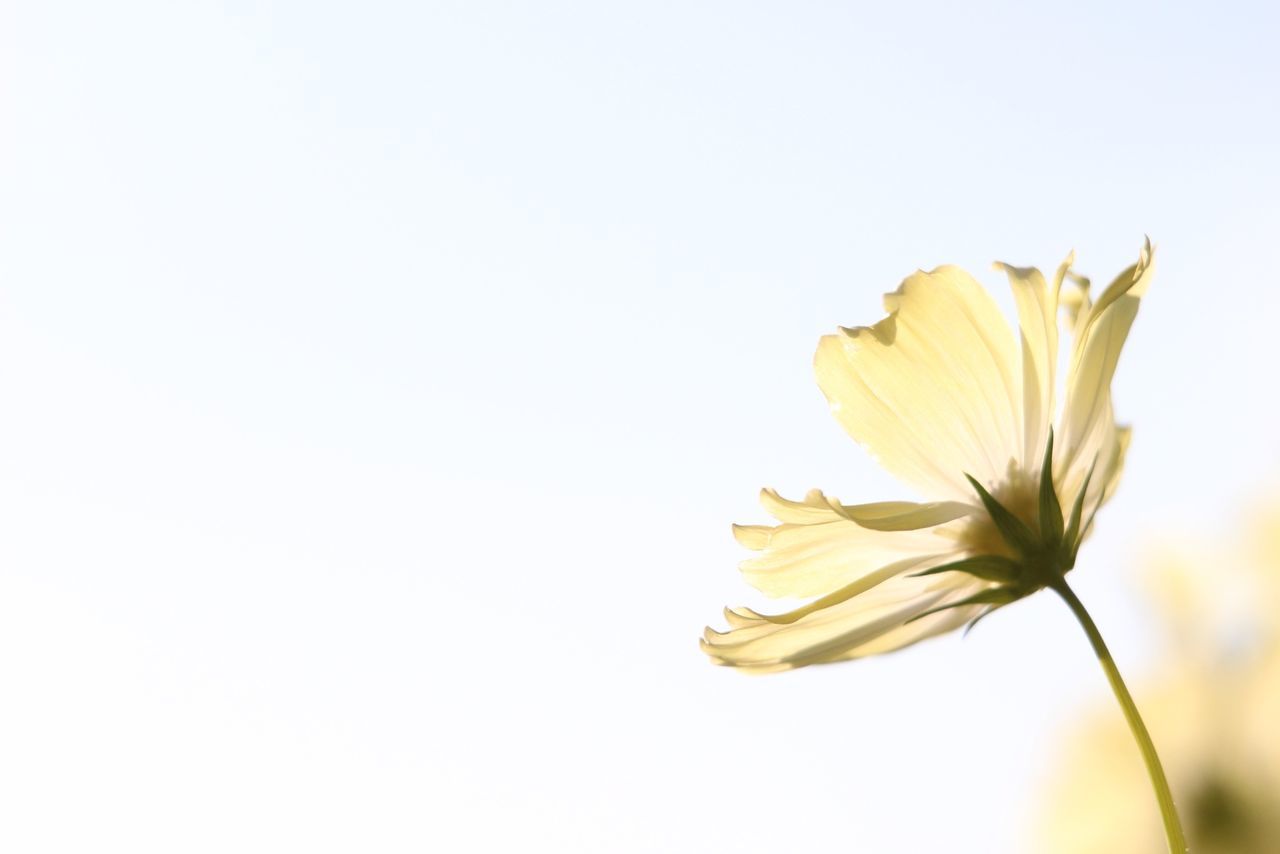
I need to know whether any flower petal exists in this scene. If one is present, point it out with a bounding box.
[736,488,971,598]
[1063,416,1130,542]
[1102,425,1132,500]
[838,498,977,531]
[702,571,987,672]
[995,254,1070,469]
[814,266,1021,501]
[1059,240,1153,483]
[754,487,976,530]
[831,602,982,659]
[730,557,932,626]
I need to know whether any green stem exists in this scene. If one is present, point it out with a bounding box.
[1049,578,1187,853]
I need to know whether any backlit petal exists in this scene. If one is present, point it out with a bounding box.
[1059,240,1153,484]
[736,488,971,598]
[702,571,987,672]
[996,254,1069,469]
[814,266,1021,500]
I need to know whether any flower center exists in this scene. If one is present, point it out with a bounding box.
[960,474,1041,560]
[910,432,1095,618]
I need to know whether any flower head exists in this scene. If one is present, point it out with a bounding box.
[703,240,1154,672]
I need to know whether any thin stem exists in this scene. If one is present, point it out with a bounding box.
[1049,578,1187,853]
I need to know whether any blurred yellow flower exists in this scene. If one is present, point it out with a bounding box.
[1039,507,1280,853]
[703,241,1153,672]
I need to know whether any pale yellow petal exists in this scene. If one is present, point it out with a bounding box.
[757,486,975,530]
[1059,241,1152,463]
[1101,424,1131,503]
[730,524,773,549]
[728,557,932,627]
[1055,242,1153,505]
[995,254,1067,468]
[738,517,956,599]
[829,601,980,659]
[1060,296,1138,473]
[736,488,971,598]
[703,571,986,672]
[757,487,847,525]
[1054,401,1129,537]
[838,499,976,531]
[1078,236,1155,342]
[814,266,1021,501]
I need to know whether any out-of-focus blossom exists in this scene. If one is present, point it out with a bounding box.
[703,242,1154,672]
[1038,505,1280,852]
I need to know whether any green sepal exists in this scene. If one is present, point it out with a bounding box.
[1038,430,1064,548]
[908,555,1021,584]
[1063,458,1098,557]
[963,605,999,637]
[905,587,1020,625]
[964,473,1037,556]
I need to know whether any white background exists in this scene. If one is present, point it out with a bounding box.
[2,2,1278,851]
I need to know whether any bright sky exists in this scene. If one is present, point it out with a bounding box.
[3,2,1279,852]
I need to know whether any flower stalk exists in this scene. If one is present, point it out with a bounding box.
[1049,577,1187,853]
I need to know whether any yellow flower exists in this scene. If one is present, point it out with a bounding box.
[1039,510,1280,853]
[703,241,1154,672]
